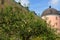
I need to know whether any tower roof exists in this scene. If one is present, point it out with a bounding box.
[41,6,59,16]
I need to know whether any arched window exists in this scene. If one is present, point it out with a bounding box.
[1,0,4,4]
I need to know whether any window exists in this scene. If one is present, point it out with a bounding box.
[1,0,4,4]
[56,17,58,20]
[55,23,57,25]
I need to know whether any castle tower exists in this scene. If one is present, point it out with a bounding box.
[41,6,60,33]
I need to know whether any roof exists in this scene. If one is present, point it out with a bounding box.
[41,6,59,16]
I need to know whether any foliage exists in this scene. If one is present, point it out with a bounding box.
[0,5,58,40]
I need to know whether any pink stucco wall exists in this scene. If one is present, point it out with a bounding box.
[42,15,60,31]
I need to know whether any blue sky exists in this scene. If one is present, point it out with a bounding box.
[29,0,49,15]
[15,0,60,15]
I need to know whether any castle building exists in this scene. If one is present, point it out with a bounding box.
[41,6,60,33]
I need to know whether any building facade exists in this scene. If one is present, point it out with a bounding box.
[41,6,60,33]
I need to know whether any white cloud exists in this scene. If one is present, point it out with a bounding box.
[49,0,60,6]
[15,0,30,7]
[15,0,19,2]
[20,0,30,7]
